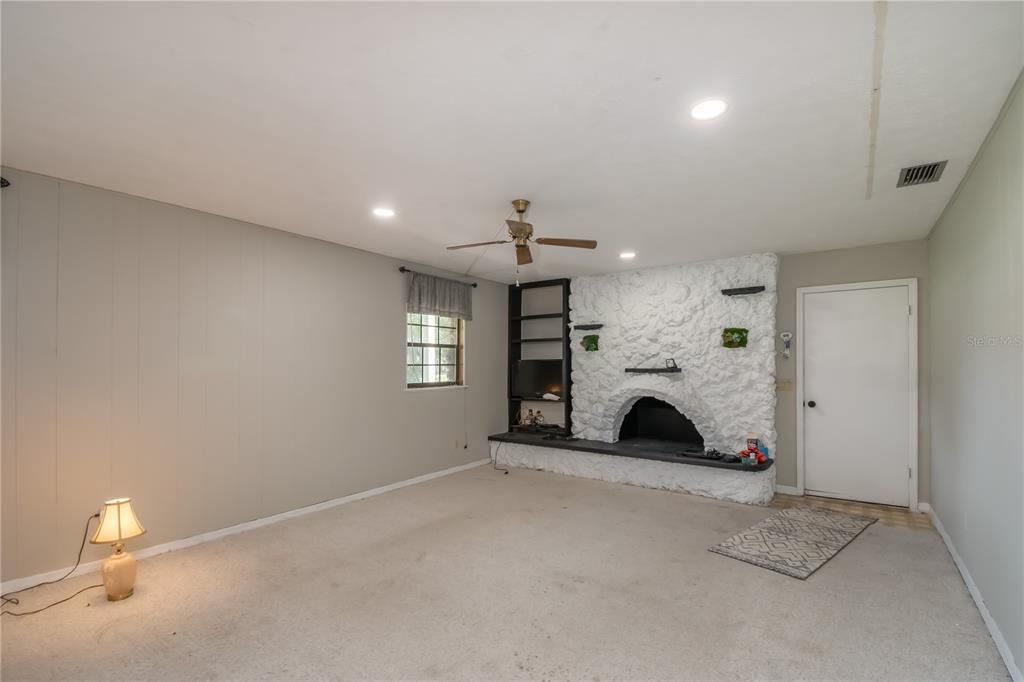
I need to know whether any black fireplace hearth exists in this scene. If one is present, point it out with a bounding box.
[489,395,773,471]
[487,430,773,471]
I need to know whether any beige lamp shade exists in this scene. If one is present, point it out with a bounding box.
[90,498,146,544]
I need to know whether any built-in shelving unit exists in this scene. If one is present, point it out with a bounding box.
[507,278,572,435]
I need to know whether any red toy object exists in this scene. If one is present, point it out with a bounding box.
[738,447,767,464]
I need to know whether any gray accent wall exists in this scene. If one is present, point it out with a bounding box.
[0,168,508,581]
[928,75,1023,672]
[775,240,930,501]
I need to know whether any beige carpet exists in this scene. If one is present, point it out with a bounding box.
[1,465,1009,681]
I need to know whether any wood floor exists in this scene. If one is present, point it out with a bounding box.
[772,493,934,529]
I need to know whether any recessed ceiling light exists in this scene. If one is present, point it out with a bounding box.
[372,207,395,218]
[620,251,636,259]
[690,99,728,121]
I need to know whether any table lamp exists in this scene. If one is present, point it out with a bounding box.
[90,498,146,601]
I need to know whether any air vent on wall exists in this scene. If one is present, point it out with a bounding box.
[897,161,947,188]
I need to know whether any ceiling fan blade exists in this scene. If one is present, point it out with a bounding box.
[446,240,510,250]
[535,237,598,249]
[516,244,533,265]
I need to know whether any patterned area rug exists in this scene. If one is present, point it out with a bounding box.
[709,506,877,579]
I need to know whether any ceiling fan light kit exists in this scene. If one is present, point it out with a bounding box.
[516,244,533,265]
[447,199,597,268]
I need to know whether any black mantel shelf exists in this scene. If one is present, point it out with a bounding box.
[625,366,682,374]
[721,285,766,296]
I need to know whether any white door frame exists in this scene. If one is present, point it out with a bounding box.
[795,278,919,510]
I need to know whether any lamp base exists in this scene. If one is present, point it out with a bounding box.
[107,588,134,602]
[101,544,137,601]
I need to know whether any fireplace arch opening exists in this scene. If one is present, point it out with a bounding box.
[618,397,704,449]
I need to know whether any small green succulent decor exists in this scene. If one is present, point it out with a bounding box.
[722,328,749,348]
[581,334,600,352]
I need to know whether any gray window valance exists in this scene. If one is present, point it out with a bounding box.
[404,271,473,321]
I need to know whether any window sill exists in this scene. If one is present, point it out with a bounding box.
[405,385,469,393]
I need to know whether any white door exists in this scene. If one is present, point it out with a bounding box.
[800,282,916,507]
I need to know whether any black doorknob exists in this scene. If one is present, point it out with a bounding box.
[807,400,816,408]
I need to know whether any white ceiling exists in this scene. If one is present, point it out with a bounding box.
[2,2,1021,283]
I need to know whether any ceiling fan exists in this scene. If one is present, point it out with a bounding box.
[447,199,597,266]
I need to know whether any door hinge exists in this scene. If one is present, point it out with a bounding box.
[908,305,912,316]
[909,467,912,479]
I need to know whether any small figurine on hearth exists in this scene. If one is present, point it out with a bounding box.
[741,434,770,463]
[738,444,767,465]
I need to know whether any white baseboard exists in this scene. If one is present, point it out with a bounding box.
[920,502,1021,682]
[2,458,488,595]
[774,484,802,496]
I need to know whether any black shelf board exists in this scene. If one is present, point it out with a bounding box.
[625,367,682,374]
[510,425,569,435]
[513,313,564,321]
[510,394,565,402]
[513,337,564,343]
[722,285,766,296]
[574,323,603,331]
[516,278,570,289]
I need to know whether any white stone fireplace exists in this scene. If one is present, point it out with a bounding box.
[571,253,778,455]
[492,253,779,505]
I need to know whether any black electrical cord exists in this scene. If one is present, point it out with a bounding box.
[1,512,103,617]
[1,583,104,617]
[492,438,509,474]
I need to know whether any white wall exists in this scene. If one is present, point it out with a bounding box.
[928,76,1023,673]
[569,254,778,455]
[0,167,507,581]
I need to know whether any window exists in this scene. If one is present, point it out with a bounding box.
[406,313,464,388]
